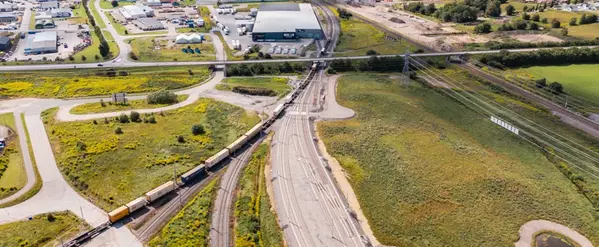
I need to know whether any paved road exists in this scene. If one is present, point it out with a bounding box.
[515,220,594,247]
[0,112,36,205]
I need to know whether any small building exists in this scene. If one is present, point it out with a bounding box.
[0,12,16,22]
[175,33,203,44]
[252,3,323,42]
[34,19,55,29]
[0,36,11,51]
[24,31,57,54]
[132,17,164,30]
[141,6,154,17]
[119,5,147,20]
[0,3,14,12]
[35,11,52,20]
[39,1,59,9]
[146,0,161,6]
[50,8,71,17]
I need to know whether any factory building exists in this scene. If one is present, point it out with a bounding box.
[119,5,153,20]
[24,31,57,54]
[251,3,323,42]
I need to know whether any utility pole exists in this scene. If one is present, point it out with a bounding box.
[402,53,410,85]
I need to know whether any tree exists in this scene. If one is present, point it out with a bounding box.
[147,90,177,104]
[551,18,561,28]
[541,17,548,23]
[191,124,205,135]
[68,55,74,61]
[366,50,378,55]
[532,13,540,22]
[561,27,568,36]
[111,0,118,7]
[474,22,492,33]
[535,78,547,88]
[114,127,123,134]
[129,52,138,60]
[100,99,106,107]
[177,136,185,143]
[522,6,528,12]
[529,22,539,30]
[548,82,564,94]
[264,53,272,59]
[81,55,87,61]
[514,19,527,30]
[485,0,501,17]
[46,213,55,222]
[148,116,156,124]
[505,4,515,16]
[130,111,140,122]
[569,17,577,26]
[99,40,110,58]
[95,54,100,60]
[425,3,437,15]
[118,113,130,123]
[522,12,530,21]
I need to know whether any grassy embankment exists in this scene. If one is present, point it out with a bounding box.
[149,178,219,247]
[128,36,216,62]
[233,143,284,247]
[331,7,417,56]
[0,212,89,247]
[0,113,25,200]
[70,95,188,114]
[512,64,599,106]
[317,72,599,246]
[44,99,260,211]
[0,66,210,98]
[216,77,291,97]
[99,0,134,9]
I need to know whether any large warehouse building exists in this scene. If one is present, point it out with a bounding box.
[24,31,57,54]
[251,3,323,42]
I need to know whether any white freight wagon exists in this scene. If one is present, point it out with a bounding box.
[144,181,176,202]
[244,124,262,139]
[205,149,229,168]
[126,197,147,212]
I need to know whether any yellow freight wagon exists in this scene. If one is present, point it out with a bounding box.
[108,206,129,223]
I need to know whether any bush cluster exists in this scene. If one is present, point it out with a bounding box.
[329,56,406,72]
[147,90,178,104]
[231,86,277,96]
[479,47,599,68]
[226,62,305,76]
[485,38,599,50]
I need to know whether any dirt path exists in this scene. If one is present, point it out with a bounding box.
[515,220,594,247]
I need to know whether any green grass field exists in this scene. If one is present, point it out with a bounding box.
[513,64,599,106]
[44,99,260,211]
[99,0,134,9]
[0,113,25,200]
[0,211,89,247]
[89,0,106,28]
[0,66,210,98]
[216,77,291,97]
[317,73,599,246]
[233,143,284,247]
[149,178,219,247]
[129,37,216,62]
[333,8,416,56]
[70,95,188,114]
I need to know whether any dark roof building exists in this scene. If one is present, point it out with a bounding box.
[0,36,11,51]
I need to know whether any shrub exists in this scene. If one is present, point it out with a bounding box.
[177,136,185,143]
[192,124,205,135]
[147,90,178,104]
[104,118,109,124]
[529,22,539,30]
[366,50,378,55]
[535,78,547,88]
[505,4,515,15]
[474,23,492,34]
[327,67,337,74]
[569,17,577,26]
[532,13,540,22]
[231,86,277,96]
[129,52,138,60]
[541,17,548,23]
[93,120,98,125]
[46,213,55,222]
[111,0,118,7]
[114,127,123,134]
[551,18,561,28]
[561,27,568,36]
[149,116,157,124]
[118,113,130,123]
[130,111,140,122]
[549,82,564,94]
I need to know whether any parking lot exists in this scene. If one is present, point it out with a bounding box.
[210,6,313,57]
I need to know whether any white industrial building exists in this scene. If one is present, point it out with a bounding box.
[132,17,164,30]
[175,34,203,44]
[119,5,153,20]
[50,8,71,17]
[252,3,323,42]
[39,1,59,9]
[0,3,14,12]
[24,31,57,54]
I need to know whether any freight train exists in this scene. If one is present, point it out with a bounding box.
[107,62,320,224]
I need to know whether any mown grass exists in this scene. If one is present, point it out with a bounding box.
[149,178,219,247]
[216,77,291,97]
[0,66,210,98]
[70,95,188,114]
[89,0,106,29]
[317,73,599,246]
[233,143,284,247]
[332,7,416,56]
[0,113,25,200]
[512,64,599,106]
[44,99,260,211]
[129,37,216,62]
[99,0,134,9]
[0,211,89,247]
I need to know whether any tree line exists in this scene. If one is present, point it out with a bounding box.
[225,62,307,76]
[82,0,111,58]
[329,56,406,73]
[483,38,599,49]
[478,47,599,68]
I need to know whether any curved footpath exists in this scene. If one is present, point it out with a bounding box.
[515,220,594,247]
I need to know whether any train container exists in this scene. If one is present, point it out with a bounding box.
[227,135,248,153]
[244,124,262,139]
[181,164,206,184]
[284,94,293,104]
[108,206,129,223]
[144,181,177,203]
[126,197,147,213]
[205,149,229,168]
[273,104,285,117]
